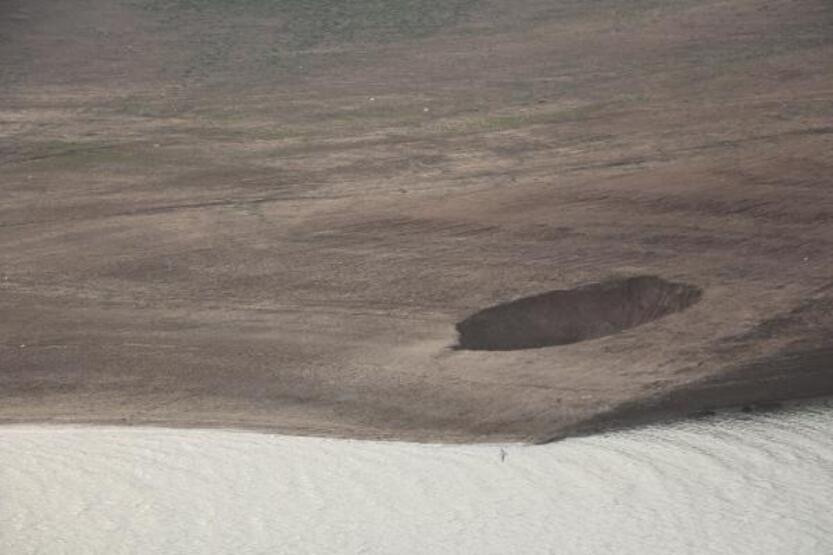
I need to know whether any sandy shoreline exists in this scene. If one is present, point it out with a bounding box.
[2,391,831,446]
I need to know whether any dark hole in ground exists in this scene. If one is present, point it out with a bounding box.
[455,276,702,351]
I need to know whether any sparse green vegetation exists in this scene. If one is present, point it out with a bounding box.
[126,0,476,79]
[133,0,478,47]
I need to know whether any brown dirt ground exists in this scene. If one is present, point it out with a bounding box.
[1,0,832,442]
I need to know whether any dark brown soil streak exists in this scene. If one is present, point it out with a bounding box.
[456,276,701,351]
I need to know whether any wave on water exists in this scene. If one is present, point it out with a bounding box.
[2,402,833,554]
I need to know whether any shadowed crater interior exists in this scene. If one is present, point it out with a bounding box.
[455,276,702,351]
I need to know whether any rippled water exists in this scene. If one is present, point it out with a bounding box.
[2,402,833,554]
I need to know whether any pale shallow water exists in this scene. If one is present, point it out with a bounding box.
[2,403,833,555]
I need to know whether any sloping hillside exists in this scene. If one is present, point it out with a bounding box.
[1,0,832,441]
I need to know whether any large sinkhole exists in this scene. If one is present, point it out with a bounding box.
[455,276,702,351]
